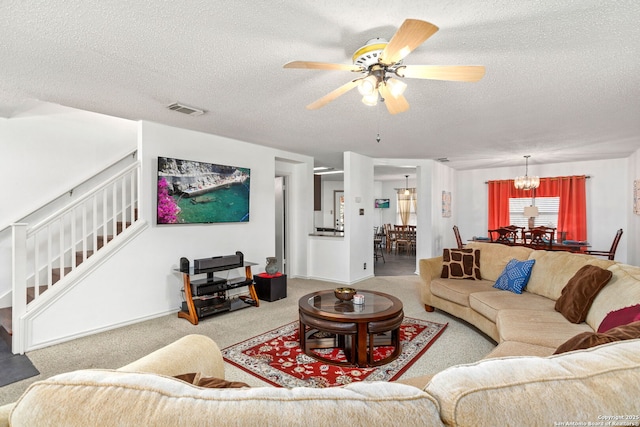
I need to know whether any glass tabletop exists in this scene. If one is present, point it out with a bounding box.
[304,291,394,315]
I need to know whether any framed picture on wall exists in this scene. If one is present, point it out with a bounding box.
[157,156,250,224]
[375,198,390,209]
[442,191,452,218]
[634,179,640,215]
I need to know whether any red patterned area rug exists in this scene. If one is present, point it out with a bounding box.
[221,317,447,388]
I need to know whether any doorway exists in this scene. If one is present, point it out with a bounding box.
[372,165,419,276]
[274,176,287,274]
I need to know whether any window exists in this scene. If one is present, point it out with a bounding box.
[488,177,586,241]
[508,197,559,228]
[396,191,417,226]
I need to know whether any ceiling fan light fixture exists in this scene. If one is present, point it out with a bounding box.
[284,19,484,113]
[361,93,378,106]
[386,78,407,98]
[357,75,379,96]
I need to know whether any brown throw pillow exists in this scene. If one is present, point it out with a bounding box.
[441,248,481,280]
[174,372,250,388]
[554,265,613,323]
[554,321,640,354]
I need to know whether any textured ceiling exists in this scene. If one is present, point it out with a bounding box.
[1,1,639,178]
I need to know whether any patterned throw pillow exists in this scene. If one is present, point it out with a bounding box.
[493,258,535,294]
[441,248,481,280]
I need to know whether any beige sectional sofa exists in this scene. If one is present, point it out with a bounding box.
[419,242,640,356]
[2,334,639,427]
[1,243,639,426]
[2,333,639,427]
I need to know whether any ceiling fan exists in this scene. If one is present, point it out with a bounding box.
[283,19,485,114]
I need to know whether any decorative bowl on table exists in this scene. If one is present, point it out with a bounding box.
[334,287,356,301]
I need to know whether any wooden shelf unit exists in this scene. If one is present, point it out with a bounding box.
[177,259,259,325]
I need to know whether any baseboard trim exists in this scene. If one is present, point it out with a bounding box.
[304,274,375,286]
[25,308,179,352]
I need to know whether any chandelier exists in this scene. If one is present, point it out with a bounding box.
[514,155,540,190]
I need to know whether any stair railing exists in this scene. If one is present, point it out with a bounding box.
[11,162,140,352]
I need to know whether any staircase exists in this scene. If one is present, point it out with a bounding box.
[1,160,141,354]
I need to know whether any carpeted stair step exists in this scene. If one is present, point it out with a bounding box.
[116,222,131,234]
[75,250,95,266]
[27,285,51,303]
[95,235,114,250]
[51,267,73,285]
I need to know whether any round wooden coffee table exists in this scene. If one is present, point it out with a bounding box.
[298,290,404,367]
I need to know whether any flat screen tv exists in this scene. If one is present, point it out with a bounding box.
[375,198,390,209]
[157,156,250,224]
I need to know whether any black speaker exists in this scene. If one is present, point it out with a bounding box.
[253,274,287,302]
[194,257,223,272]
[180,257,190,273]
[194,251,244,273]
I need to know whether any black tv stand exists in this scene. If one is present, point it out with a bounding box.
[176,254,259,325]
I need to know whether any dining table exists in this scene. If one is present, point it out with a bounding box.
[472,236,590,253]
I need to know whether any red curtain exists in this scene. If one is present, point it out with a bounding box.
[487,176,587,241]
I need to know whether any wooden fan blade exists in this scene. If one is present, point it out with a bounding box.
[284,61,364,72]
[380,19,439,65]
[379,83,410,115]
[397,65,486,82]
[306,79,362,110]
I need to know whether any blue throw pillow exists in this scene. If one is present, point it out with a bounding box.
[493,258,536,294]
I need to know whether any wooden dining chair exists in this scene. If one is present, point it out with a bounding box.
[373,227,385,263]
[408,229,417,254]
[489,227,518,245]
[526,228,554,250]
[532,226,556,242]
[395,230,411,255]
[505,225,525,243]
[453,225,464,249]
[585,229,623,260]
[383,224,395,253]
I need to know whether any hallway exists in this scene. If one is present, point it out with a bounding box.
[373,250,417,276]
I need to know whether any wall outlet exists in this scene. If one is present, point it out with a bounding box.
[364,262,367,270]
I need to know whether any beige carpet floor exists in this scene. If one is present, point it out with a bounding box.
[0,275,496,406]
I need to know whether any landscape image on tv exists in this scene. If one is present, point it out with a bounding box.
[157,156,250,224]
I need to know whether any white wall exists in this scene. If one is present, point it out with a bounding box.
[345,152,374,283]
[307,152,377,284]
[430,161,457,253]
[25,121,314,350]
[629,148,640,266]
[0,102,137,228]
[456,158,631,264]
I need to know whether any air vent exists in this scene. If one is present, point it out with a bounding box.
[437,158,450,163]
[167,102,205,116]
